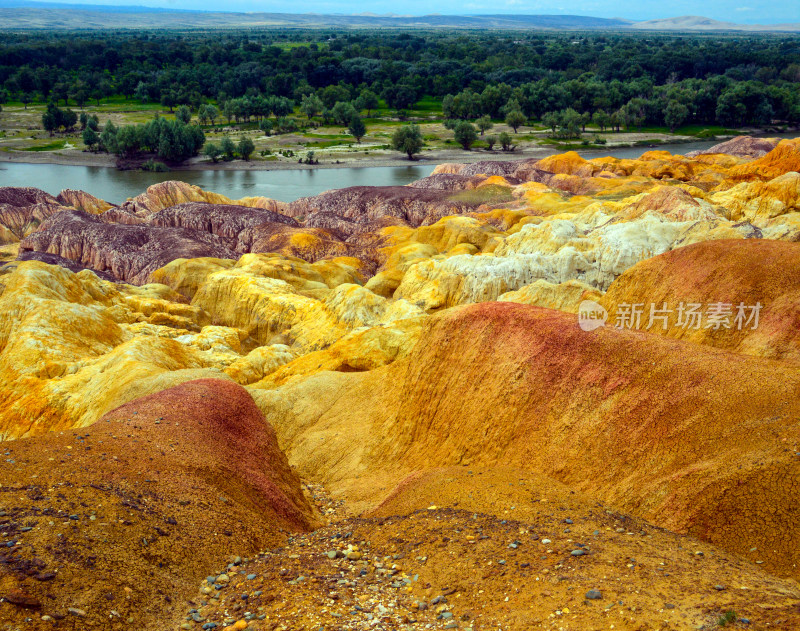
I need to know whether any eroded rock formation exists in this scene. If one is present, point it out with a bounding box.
[0,187,65,244]
[2,137,800,622]
[686,135,781,158]
[19,209,238,285]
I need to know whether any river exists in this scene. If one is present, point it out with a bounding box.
[0,136,793,204]
[0,163,437,205]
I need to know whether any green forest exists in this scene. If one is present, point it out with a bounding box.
[2,29,800,163]
[2,30,800,127]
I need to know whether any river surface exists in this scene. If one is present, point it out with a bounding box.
[0,163,438,205]
[0,136,794,204]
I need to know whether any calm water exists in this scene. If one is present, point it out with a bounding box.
[0,136,795,204]
[0,163,437,204]
[581,132,799,160]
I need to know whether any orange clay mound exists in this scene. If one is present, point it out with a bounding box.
[601,239,800,360]
[532,151,598,177]
[348,302,800,579]
[727,137,800,182]
[0,379,315,629]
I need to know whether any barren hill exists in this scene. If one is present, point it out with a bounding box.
[0,379,316,629]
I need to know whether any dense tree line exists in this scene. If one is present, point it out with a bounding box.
[98,116,205,162]
[41,102,77,134]
[2,30,799,130]
[203,135,255,162]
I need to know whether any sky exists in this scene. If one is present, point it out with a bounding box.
[25,0,800,23]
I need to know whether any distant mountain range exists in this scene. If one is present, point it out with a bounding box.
[0,2,797,32]
[629,16,800,32]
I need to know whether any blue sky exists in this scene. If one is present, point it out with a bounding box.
[39,0,800,23]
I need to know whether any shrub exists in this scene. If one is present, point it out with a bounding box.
[220,136,236,161]
[499,131,515,151]
[142,159,169,172]
[717,611,737,627]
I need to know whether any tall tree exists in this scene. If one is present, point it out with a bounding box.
[664,100,689,132]
[300,94,323,120]
[542,111,560,136]
[505,109,526,133]
[82,126,100,151]
[42,104,58,136]
[348,114,366,143]
[237,136,255,160]
[175,105,192,125]
[359,89,379,117]
[476,115,493,136]
[331,101,357,126]
[100,121,118,153]
[453,121,478,150]
[390,124,423,160]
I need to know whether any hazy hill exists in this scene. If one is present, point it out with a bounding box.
[631,15,800,32]
[0,4,798,31]
[0,8,632,29]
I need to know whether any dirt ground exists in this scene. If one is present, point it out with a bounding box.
[189,467,800,631]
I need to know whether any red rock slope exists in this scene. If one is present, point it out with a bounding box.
[0,379,315,629]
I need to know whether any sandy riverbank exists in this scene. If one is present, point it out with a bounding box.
[0,149,117,168]
[0,130,762,173]
[0,146,563,171]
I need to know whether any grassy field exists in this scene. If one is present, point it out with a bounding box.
[0,97,755,167]
[22,140,69,152]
